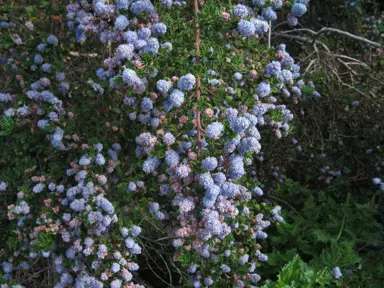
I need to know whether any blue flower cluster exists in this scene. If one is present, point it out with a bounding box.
[233,0,309,37]
[372,177,384,191]
[1,33,73,151]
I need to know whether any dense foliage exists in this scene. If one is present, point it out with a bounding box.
[0,0,383,287]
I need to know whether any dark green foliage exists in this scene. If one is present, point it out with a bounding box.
[259,180,384,287]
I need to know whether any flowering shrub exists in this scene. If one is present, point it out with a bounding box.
[0,0,383,287]
[60,0,318,286]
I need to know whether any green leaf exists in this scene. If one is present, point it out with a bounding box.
[35,231,56,252]
[264,255,333,288]
[313,229,332,243]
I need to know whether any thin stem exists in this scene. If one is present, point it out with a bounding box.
[272,21,288,31]
[336,215,346,241]
[108,40,112,57]
[265,194,299,215]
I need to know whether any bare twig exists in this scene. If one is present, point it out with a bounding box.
[69,51,98,58]
[24,266,50,283]
[156,236,176,241]
[157,249,173,286]
[141,214,165,233]
[139,235,168,246]
[272,21,304,31]
[317,27,381,48]
[274,27,382,48]
[304,59,316,75]
[328,53,369,67]
[336,58,359,77]
[138,238,175,287]
[268,21,272,48]
[273,32,310,43]
[277,28,317,35]
[325,62,367,96]
[317,41,330,52]
[272,21,288,31]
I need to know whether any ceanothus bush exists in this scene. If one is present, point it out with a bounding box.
[0,0,319,287]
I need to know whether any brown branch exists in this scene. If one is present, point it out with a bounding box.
[194,0,202,154]
[204,88,216,98]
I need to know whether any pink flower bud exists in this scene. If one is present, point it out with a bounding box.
[248,70,257,79]
[150,92,158,100]
[221,12,231,22]
[134,60,142,68]
[188,152,197,160]
[82,144,90,150]
[179,115,188,125]
[204,108,214,118]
